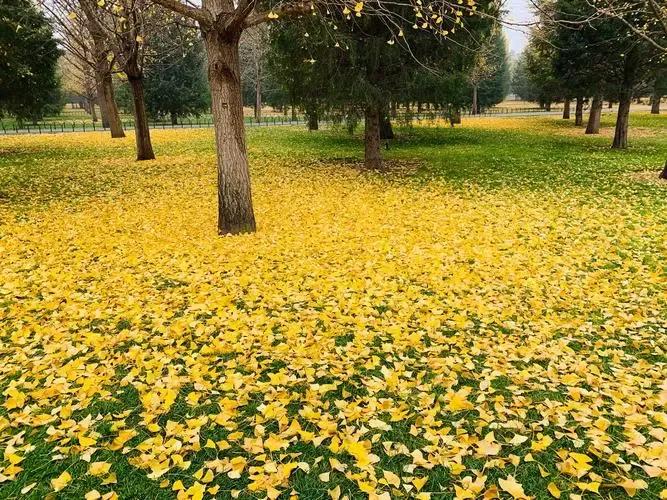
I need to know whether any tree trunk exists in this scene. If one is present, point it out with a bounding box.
[380,115,393,140]
[545,101,552,112]
[585,96,602,134]
[562,98,571,119]
[450,108,461,127]
[417,102,422,114]
[204,30,256,234]
[99,94,110,129]
[90,99,98,122]
[98,72,125,138]
[364,105,382,170]
[254,58,262,123]
[171,112,178,125]
[307,111,318,131]
[651,90,661,114]
[574,97,584,126]
[128,76,155,161]
[660,161,667,180]
[472,85,479,115]
[608,101,613,109]
[390,101,397,118]
[612,90,631,149]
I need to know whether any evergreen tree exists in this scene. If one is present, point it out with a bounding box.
[0,0,63,123]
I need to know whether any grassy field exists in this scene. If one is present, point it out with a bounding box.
[0,113,666,499]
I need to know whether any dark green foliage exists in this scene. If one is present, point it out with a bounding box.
[0,0,63,123]
[116,23,209,122]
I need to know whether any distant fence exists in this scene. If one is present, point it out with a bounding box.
[0,106,570,136]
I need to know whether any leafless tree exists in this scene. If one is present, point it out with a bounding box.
[43,0,126,137]
[240,25,269,122]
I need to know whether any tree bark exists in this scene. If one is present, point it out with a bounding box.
[612,90,631,149]
[562,98,571,119]
[128,76,155,161]
[574,97,584,126]
[585,96,602,134]
[472,85,479,115]
[652,90,661,114]
[204,29,256,234]
[364,105,382,170]
[98,72,125,138]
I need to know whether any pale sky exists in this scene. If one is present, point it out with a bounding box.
[503,0,536,57]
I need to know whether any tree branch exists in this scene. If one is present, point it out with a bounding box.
[150,0,212,26]
[243,2,312,29]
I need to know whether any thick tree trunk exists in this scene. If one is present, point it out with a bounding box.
[545,101,552,112]
[562,98,571,119]
[472,85,479,115]
[307,111,318,131]
[99,94,110,129]
[128,76,155,161]
[364,105,382,170]
[575,97,584,126]
[98,72,125,138]
[612,90,631,149]
[204,30,256,234]
[652,90,661,114]
[585,96,602,134]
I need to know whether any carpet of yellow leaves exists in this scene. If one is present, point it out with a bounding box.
[0,128,666,499]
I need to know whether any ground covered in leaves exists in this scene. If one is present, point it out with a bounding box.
[0,113,666,499]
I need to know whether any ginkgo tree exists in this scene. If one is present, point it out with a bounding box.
[145,0,494,234]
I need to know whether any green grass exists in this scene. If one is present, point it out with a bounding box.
[0,112,665,499]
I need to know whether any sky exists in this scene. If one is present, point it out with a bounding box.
[502,0,536,57]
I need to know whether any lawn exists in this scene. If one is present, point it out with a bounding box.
[0,113,666,499]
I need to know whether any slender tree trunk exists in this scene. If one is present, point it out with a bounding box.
[380,114,393,140]
[128,76,155,161]
[651,90,661,114]
[574,97,584,126]
[90,99,98,122]
[417,102,422,114]
[612,90,631,149]
[608,101,613,109]
[585,96,602,134]
[364,105,382,170]
[254,58,262,123]
[660,160,667,180]
[171,112,178,125]
[545,101,552,112]
[562,98,571,119]
[97,72,124,138]
[472,85,479,115]
[204,30,256,234]
[390,101,397,118]
[450,108,461,127]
